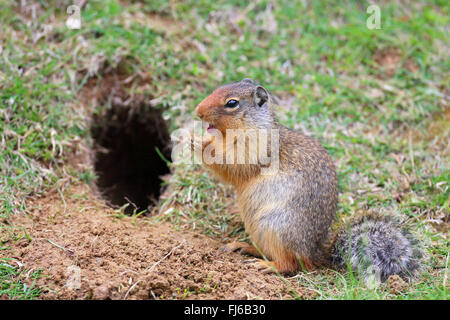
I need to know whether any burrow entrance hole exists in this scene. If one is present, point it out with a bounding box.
[91,102,171,214]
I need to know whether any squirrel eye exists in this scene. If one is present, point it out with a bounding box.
[225,99,239,108]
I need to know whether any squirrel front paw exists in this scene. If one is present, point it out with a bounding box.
[190,133,213,152]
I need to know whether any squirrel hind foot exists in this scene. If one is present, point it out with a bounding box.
[221,241,263,258]
[246,257,305,275]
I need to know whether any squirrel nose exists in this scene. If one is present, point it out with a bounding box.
[194,104,205,119]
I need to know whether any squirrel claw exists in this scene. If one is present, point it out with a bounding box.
[222,242,262,257]
[222,241,247,253]
[245,258,277,274]
[220,244,233,254]
[255,260,277,273]
[243,258,260,264]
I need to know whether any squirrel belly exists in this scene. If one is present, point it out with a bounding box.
[193,79,423,282]
[234,126,339,272]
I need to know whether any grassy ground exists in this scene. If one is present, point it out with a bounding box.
[0,0,448,299]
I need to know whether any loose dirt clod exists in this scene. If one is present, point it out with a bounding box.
[92,285,110,300]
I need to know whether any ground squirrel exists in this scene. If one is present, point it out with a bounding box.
[191,78,422,283]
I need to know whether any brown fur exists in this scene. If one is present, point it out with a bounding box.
[192,80,423,281]
[194,79,338,273]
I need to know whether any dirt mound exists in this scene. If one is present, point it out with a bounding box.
[5,184,310,299]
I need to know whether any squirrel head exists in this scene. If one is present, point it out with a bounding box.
[195,78,275,134]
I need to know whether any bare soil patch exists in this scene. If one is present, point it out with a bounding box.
[4,184,310,300]
[373,47,402,76]
[373,47,419,77]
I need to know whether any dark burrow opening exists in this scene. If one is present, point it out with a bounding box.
[91,102,171,214]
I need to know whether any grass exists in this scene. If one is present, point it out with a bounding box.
[0,0,448,299]
[0,259,43,299]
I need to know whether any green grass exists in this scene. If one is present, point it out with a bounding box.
[0,0,448,299]
[0,258,42,299]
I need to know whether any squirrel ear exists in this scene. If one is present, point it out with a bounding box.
[254,86,269,107]
[242,78,256,84]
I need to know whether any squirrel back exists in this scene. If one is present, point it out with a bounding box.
[193,79,423,283]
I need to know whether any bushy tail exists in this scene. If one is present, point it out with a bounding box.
[331,213,423,284]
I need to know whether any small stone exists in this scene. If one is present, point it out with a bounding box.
[92,285,110,300]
